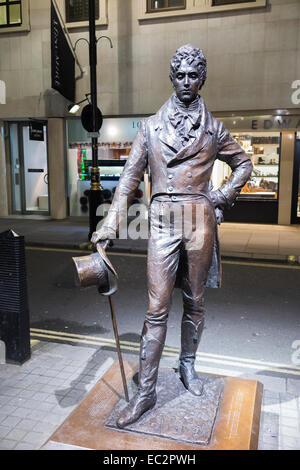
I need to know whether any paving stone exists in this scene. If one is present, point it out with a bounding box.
[33,420,57,433]
[32,391,51,402]
[32,376,50,385]
[44,394,60,405]
[14,442,35,450]
[280,436,300,449]
[41,412,65,426]
[25,382,45,392]
[10,407,32,419]
[1,415,21,428]
[0,439,17,450]
[22,430,49,446]
[280,416,300,429]
[27,409,48,421]
[5,427,27,441]
[0,395,11,406]
[18,389,35,399]
[0,387,21,397]
[280,426,300,438]
[17,418,39,431]
[280,407,298,418]
[0,425,10,438]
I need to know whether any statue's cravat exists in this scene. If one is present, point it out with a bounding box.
[169,95,202,145]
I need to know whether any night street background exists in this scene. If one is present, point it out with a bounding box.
[26,247,300,370]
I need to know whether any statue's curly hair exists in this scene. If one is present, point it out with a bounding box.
[169,44,207,88]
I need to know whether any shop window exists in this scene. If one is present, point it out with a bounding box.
[147,0,186,12]
[65,0,99,23]
[211,132,281,201]
[56,0,107,28]
[233,132,280,201]
[139,0,266,21]
[0,0,22,28]
[212,0,255,6]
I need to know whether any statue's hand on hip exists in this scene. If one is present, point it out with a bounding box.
[215,207,224,225]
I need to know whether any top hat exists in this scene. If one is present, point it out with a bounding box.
[72,243,118,296]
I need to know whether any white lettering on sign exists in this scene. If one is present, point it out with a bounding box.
[226,388,244,439]
[0,80,6,104]
[291,80,300,105]
[291,340,300,365]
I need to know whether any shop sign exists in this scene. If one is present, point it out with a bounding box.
[29,122,44,141]
[251,117,300,131]
[221,116,300,132]
[51,0,75,103]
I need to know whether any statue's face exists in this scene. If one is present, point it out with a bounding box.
[172,59,201,104]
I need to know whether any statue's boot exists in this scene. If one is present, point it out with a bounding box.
[117,322,166,428]
[179,319,204,396]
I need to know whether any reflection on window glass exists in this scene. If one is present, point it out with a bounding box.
[212,0,255,6]
[149,0,185,11]
[0,0,21,27]
[0,5,7,25]
[9,4,21,24]
[66,0,99,23]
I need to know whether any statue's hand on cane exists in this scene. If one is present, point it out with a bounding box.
[91,229,114,251]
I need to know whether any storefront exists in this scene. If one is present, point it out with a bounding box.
[66,113,300,225]
[67,117,150,217]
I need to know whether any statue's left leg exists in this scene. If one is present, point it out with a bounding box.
[179,312,205,396]
[179,199,215,396]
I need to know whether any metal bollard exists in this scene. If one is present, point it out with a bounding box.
[0,229,31,364]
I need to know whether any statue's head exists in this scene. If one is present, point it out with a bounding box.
[169,44,207,104]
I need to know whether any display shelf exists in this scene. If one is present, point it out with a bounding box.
[251,175,278,178]
[254,164,278,167]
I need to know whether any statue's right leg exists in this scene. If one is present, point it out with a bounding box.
[117,201,181,428]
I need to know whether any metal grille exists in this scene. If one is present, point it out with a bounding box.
[0,230,30,364]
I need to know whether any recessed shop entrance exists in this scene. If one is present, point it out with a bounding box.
[8,122,49,215]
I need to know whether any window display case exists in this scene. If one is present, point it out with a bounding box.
[211,131,280,223]
[233,133,280,201]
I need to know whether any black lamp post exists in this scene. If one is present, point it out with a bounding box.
[87,0,102,240]
[72,2,112,239]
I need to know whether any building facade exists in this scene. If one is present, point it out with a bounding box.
[0,0,300,224]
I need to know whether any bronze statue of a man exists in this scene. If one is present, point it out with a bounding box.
[92,44,253,428]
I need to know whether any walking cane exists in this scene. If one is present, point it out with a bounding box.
[108,295,129,403]
[72,241,129,403]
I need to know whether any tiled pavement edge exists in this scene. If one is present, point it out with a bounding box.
[0,341,299,450]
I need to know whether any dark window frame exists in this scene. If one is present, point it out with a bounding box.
[0,0,22,29]
[65,0,100,23]
[147,0,186,13]
[212,0,256,6]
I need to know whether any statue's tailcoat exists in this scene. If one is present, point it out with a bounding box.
[101,95,253,288]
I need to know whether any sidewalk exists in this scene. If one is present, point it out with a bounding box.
[0,340,300,450]
[0,215,300,262]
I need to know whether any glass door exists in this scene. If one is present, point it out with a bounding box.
[291,138,300,224]
[9,122,49,214]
